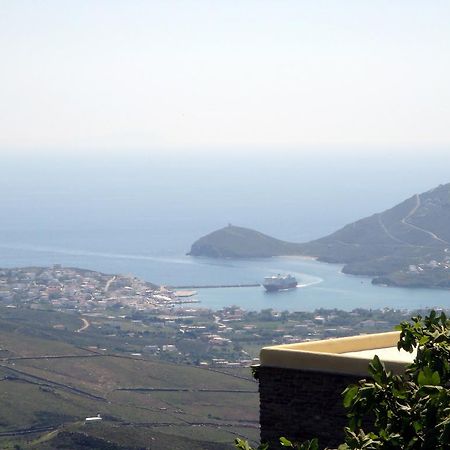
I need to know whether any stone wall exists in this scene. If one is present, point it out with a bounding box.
[258,366,363,449]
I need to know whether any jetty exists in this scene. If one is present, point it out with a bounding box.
[170,283,260,289]
[173,290,197,298]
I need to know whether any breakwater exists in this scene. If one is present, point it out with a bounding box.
[170,283,260,289]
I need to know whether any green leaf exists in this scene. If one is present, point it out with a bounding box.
[418,385,443,396]
[235,438,253,450]
[418,367,431,386]
[431,370,441,385]
[368,355,384,375]
[418,369,427,386]
[343,385,359,408]
[279,436,294,447]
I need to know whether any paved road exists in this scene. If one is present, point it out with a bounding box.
[104,275,116,293]
[76,317,90,333]
[377,194,450,247]
[401,194,450,245]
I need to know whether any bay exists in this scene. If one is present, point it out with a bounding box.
[1,151,450,312]
[0,241,448,311]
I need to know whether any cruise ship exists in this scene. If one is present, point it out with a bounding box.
[262,274,298,292]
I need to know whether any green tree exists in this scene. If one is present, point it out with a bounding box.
[235,437,319,450]
[342,310,450,449]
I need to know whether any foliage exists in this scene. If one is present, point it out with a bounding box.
[236,310,450,450]
[342,310,450,449]
[235,437,319,450]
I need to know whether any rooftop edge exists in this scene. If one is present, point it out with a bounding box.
[260,331,413,376]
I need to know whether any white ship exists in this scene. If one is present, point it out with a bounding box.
[262,274,297,292]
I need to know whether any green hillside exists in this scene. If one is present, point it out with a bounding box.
[188,184,450,288]
[0,307,258,449]
[188,224,302,258]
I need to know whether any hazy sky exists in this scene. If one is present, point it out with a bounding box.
[1,1,450,154]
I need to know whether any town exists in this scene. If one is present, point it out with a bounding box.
[0,265,427,369]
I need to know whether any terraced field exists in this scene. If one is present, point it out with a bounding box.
[0,307,259,449]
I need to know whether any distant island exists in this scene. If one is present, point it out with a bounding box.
[188,183,450,289]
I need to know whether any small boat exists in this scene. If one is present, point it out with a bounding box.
[262,274,297,292]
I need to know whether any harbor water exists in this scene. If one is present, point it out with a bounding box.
[1,153,450,312]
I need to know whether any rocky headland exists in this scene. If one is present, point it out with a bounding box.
[188,183,450,289]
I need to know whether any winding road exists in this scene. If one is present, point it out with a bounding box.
[401,194,450,245]
[377,214,410,245]
[378,194,449,247]
[75,317,90,333]
[104,276,116,293]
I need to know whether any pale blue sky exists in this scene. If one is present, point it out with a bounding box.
[1,1,450,154]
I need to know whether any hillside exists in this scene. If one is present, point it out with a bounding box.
[188,225,302,258]
[0,306,258,449]
[188,184,450,288]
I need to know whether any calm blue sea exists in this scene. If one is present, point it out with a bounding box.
[1,151,449,311]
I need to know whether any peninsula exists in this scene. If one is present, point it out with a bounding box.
[187,225,303,258]
[188,183,450,289]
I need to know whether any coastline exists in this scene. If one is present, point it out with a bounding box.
[278,255,318,261]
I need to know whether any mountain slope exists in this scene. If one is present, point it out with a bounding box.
[0,307,257,449]
[188,184,450,288]
[301,184,450,273]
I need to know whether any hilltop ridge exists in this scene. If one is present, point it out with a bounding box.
[188,183,450,289]
[188,224,302,258]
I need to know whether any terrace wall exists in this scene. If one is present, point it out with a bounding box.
[258,366,362,449]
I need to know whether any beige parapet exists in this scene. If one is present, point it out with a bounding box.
[260,331,414,376]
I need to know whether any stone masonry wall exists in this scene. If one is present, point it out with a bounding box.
[259,366,364,449]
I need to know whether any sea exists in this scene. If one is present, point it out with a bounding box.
[1,150,450,312]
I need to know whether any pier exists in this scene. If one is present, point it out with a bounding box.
[170,283,260,289]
